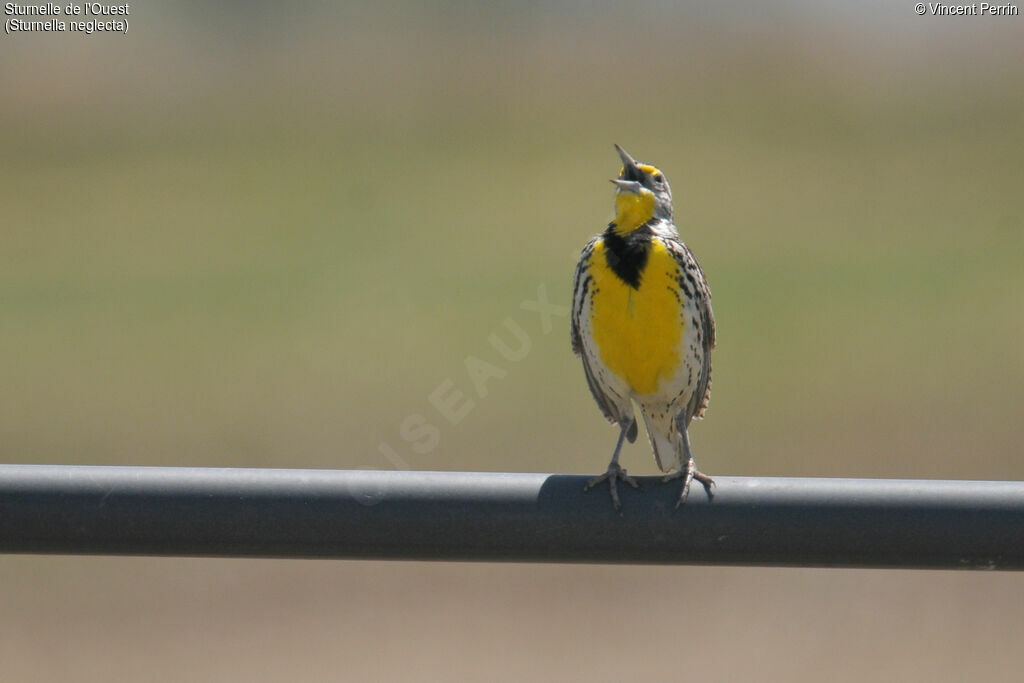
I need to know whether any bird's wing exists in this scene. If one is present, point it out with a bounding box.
[663,236,716,422]
[571,236,637,441]
[570,235,599,358]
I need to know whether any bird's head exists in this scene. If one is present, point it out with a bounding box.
[610,144,673,234]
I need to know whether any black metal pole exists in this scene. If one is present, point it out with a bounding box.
[1,465,1022,569]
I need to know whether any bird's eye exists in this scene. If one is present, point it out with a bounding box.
[653,174,664,184]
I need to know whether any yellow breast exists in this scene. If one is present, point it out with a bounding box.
[588,239,683,396]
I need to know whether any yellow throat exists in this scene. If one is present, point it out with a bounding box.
[612,185,656,235]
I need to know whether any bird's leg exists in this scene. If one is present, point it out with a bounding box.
[584,420,640,512]
[663,421,714,508]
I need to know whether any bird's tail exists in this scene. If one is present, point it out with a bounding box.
[641,411,678,473]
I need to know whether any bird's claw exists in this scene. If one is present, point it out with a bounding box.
[664,461,714,508]
[585,463,641,512]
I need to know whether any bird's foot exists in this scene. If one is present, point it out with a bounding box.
[585,463,640,512]
[663,461,714,508]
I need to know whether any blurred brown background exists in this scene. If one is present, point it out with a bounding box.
[2,2,1023,680]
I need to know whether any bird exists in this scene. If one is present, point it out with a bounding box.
[571,144,716,511]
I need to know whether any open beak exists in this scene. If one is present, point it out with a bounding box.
[614,143,641,181]
[610,178,642,194]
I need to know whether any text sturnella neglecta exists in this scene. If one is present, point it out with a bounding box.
[571,144,716,511]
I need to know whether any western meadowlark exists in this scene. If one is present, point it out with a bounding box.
[571,144,716,511]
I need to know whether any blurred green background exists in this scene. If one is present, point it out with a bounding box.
[2,2,1023,681]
